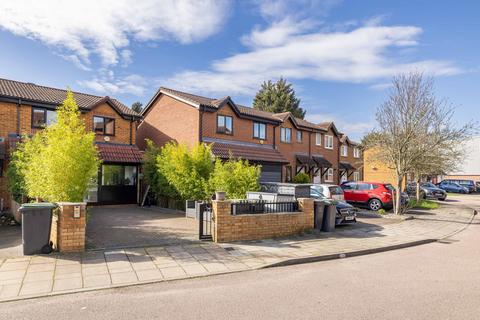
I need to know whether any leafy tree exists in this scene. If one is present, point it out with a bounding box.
[15,91,100,202]
[364,72,474,214]
[143,139,178,199]
[293,172,310,183]
[253,78,305,119]
[157,142,214,201]
[208,158,260,199]
[131,101,143,114]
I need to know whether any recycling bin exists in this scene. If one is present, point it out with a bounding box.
[321,202,337,232]
[20,203,57,255]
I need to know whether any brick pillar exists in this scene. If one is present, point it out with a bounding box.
[55,202,87,253]
[297,198,315,229]
[212,200,232,243]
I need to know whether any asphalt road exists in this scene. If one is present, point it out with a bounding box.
[1,208,479,320]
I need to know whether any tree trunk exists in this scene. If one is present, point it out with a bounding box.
[415,176,421,202]
[395,177,403,215]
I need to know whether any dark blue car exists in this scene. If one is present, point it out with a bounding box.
[436,181,469,194]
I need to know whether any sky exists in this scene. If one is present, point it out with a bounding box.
[0,0,478,140]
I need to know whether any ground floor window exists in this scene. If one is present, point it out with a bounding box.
[325,168,334,182]
[102,165,137,186]
[353,171,360,181]
[340,173,348,183]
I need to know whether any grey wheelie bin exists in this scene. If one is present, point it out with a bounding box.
[20,203,57,255]
[314,200,326,229]
[321,200,337,232]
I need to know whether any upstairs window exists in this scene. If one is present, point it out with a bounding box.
[353,147,361,158]
[325,135,333,149]
[93,116,115,135]
[315,133,322,146]
[32,107,57,128]
[253,122,266,140]
[280,127,292,143]
[217,115,233,134]
[296,131,302,142]
[341,145,348,157]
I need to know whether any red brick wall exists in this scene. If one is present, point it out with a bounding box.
[310,127,340,184]
[342,143,363,181]
[136,94,199,150]
[201,103,275,146]
[0,100,136,210]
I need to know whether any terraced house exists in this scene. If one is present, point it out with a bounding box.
[0,78,142,209]
[137,87,363,184]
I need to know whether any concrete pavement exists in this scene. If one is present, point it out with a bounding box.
[0,202,475,302]
[1,204,479,319]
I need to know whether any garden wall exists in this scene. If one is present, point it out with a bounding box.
[212,198,314,243]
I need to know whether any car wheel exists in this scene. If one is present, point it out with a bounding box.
[368,198,383,211]
[438,197,446,201]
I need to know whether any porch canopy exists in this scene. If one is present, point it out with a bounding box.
[339,162,356,171]
[312,155,332,168]
[295,154,316,167]
[95,142,143,164]
[210,142,288,164]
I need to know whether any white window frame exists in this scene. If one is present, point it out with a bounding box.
[325,168,334,182]
[280,127,292,143]
[353,147,361,158]
[296,130,302,142]
[325,135,333,149]
[315,133,321,146]
[341,145,348,157]
[353,171,360,181]
[253,122,266,140]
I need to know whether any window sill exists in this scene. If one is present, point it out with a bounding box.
[216,132,233,136]
[325,147,334,150]
[280,141,292,144]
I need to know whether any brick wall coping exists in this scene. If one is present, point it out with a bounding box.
[55,202,87,206]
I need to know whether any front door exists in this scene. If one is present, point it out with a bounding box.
[98,164,138,204]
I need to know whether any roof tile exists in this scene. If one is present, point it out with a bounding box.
[96,143,143,163]
[210,142,288,164]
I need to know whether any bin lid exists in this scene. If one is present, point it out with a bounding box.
[20,203,57,210]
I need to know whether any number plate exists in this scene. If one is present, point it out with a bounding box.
[345,216,355,221]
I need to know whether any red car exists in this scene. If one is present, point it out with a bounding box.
[340,181,394,211]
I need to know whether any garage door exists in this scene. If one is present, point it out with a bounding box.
[259,164,282,183]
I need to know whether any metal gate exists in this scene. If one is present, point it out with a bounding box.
[199,203,213,241]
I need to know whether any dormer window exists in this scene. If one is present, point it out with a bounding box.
[217,115,233,135]
[32,107,57,128]
[93,116,115,136]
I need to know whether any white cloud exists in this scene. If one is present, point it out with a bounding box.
[0,0,230,67]
[306,113,375,140]
[164,22,462,97]
[79,73,148,97]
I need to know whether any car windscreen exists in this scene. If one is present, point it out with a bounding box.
[329,186,344,195]
[421,182,437,188]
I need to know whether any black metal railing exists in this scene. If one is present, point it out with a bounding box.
[231,200,299,215]
[199,203,213,241]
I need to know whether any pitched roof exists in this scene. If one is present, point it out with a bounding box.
[96,142,143,163]
[209,142,288,164]
[0,78,140,118]
[155,87,327,130]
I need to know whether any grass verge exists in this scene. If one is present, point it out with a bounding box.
[409,199,439,210]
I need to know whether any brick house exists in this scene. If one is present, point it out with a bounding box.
[0,78,142,208]
[137,87,363,184]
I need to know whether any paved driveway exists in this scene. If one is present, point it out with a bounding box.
[0,226,22,259]
[86,206,200,250]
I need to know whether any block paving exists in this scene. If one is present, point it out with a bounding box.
[0,206,475,302]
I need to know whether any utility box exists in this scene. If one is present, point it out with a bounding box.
[20,203,56,255]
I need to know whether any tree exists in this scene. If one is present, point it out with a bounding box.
[208,158,261,199]
[253,78,305,119]
[363,72,473,214]
[143,139,179,199]
[11,91,100,202]
[157,142,214,201]
[131,101,143,114]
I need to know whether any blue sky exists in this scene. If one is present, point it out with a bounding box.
[0,0,478,140]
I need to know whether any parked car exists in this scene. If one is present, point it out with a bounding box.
[406,182,447,201]
[436,181,469,194]
[310,184,344,200]
[309,186,356,225]
[340,181,408,211]
[441,179,476,193]
[476,181,480,191]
